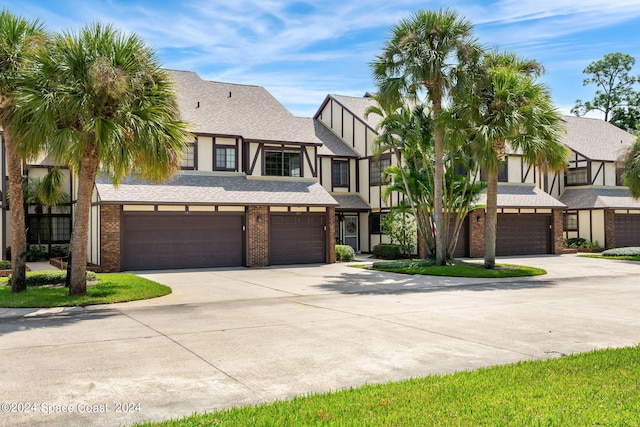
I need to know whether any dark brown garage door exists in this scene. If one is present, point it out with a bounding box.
[451,216,469,258]
[270,214,325,265]
[496,213,551,256]
[615,214,640,247]
[122,212,244,270]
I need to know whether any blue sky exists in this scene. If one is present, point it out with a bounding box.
[4,0,640,117]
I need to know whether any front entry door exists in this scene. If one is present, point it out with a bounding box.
[343,215,359,252]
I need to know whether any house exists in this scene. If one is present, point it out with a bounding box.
[554,116,640,247]
[2,73,639,272]
[315,94,567,258]
[84,70,341,271]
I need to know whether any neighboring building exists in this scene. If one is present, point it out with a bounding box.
[555,116,640,248]
[2,74,639,271]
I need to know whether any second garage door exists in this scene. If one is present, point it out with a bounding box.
[496,213,551,256]
[270,214,326,265]
[122,212,245,270]
[615,213,640,247]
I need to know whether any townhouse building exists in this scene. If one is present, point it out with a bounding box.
[1,71,639,271]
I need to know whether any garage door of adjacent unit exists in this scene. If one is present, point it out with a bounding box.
[451,216,469,258]
[270,214,326,265]
[496,213,551,256]
[122,212,244,270]
[615,214,640,247]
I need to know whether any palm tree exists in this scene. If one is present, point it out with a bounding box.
[24,168,69,254]
[371,8,481,265]
[367,99,435,257]
[0,9,45,293]
[464,52,568,268]
[12,23,192,295]
[622,138,640,198]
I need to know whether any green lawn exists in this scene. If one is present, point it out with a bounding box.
[369,259,546,278]
[134,345,640,426]
[0,273,171,307]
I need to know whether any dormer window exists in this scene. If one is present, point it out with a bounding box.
[264,150,301,177]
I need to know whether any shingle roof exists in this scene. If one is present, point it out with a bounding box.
[95,174,338,206]
[560,187,640,210]
[331,194,371,211]
[313,119,359,157]
[561,115,635,161]
[477,184,566,208]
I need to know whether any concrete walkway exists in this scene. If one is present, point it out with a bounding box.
[0,254,639,426]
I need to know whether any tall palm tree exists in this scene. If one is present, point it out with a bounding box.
[371,8,481,265]
[0,9,45,293]
[622,138,640,198]
[464,52,568,268]
[367,99,435,257]
[12,23,192,295]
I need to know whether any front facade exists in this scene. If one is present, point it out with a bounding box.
[2,73,639,271]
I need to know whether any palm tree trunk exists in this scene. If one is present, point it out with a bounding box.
[432,96,446,265]
[484,169,499,269]
[3,122,28,293]
[69,144,100,295]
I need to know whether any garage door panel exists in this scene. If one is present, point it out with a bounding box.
[270,214,325,265]
[496,214,551,256]
[615,214,640,247]
[122,213,244,270]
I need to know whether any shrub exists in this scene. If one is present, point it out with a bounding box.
[602,247,640,257]
[335,245,355,262]
[26,245,47,262]
[0,260,11,270]
[564,238,600,249]
[381,209,417,256]
[8,270,97,287]
[372,243,402,260]
[48,245,70,259]
[373,259,434,269]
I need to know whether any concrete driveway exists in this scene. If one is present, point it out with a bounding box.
[0,254,639,426]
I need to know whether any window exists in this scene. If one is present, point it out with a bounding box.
[563,211,578,231]
[215,146,236,171]
[566,168,588,186]
[27,215,71,244]
[181,141,196,170]
[616,166,625,186]
[498,160,508,182]
[370,156,391,185]
[332,160,349,187]
[264,150,301,177]
[480,158,508,182]
[369,213,386,234]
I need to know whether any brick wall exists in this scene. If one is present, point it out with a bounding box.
[605,209,616,249]
[100,205,121,272]
[327,207,336,263]
[551,209,564,254]
[247,205,269,267]
[469,209,485,258]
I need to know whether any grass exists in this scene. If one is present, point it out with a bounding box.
[134,345,640,426]
[370,259,546,278]
[579,254,640,261]
[0,272,171,308]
